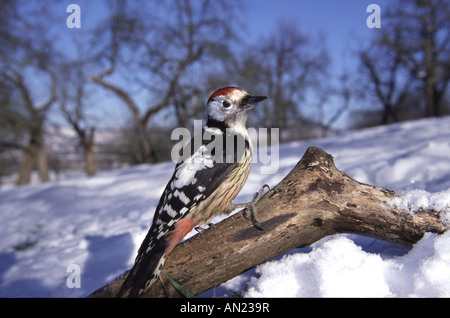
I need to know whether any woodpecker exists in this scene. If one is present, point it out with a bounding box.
[117,86,267,297]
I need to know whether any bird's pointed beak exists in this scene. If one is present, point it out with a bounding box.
[241,95,267,110]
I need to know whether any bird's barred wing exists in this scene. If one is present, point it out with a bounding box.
[136,129,248,257]
[155,127,250,223]
[127,141,240,296]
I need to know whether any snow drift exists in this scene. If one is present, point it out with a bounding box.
[0,116,449,297]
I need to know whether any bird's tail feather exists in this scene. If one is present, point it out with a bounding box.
[117,216,196,297]
[117,239,167,298]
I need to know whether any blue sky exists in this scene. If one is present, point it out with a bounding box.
[62,0,388,72]
[56,0,391,129]
[240,0,390,128]
[242,0,389,73]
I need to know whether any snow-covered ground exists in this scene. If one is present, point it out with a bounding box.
[0,116,449,297]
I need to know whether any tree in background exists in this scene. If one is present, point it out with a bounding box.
[89,0,240,163]
[59,61,97,176]
[4,1,448,184]
[220,21,330,141]
[358,28,413,125]
[382,0,450,118]
[0,1,58,185]
[355,0,449,127]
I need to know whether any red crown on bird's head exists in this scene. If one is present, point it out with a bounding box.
[207,86,243,103]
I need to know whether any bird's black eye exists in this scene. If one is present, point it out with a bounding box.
[222,100,231,108]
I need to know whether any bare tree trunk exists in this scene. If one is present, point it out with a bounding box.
[81,127,96,176]
[36,143,49,182]
[17,148,35,185]
[89,147,448,298]
[84,146,96,176]
[16,134,49,185]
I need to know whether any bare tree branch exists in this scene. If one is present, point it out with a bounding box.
[89,147,448,298]
[384,0,450,117]
[88,75,153,163]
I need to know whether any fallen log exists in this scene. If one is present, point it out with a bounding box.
[89,147,448,297]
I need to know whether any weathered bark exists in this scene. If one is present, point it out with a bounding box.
[89,147,448,298]
[84,145,96,176]
[17,131,49,185]
[80,127,96,176]
[17,147,35,185]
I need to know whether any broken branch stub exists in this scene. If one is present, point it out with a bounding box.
[89,146,448,298]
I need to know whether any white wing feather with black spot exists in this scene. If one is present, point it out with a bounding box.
[117,124,247,297]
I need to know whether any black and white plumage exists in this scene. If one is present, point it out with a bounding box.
[117,87,267,297]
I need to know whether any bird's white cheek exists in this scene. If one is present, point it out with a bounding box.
[207,107,226,122]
